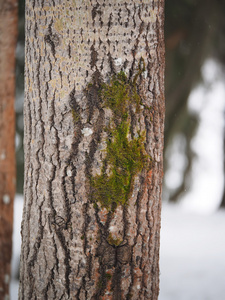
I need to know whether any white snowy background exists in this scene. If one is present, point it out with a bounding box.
[10,60,225,299]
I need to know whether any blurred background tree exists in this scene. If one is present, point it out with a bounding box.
[164,0,225,206]
[15,0,24,194]
[15,0,225,206]
[0,0,18,297]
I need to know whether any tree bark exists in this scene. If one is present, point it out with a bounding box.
[20,1,165,299]
[220,118,225,207]
[0,0,17,298]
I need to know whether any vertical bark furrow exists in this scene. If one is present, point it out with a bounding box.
[56,229,71,297]
[26,199,44,299]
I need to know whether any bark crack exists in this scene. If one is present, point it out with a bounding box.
[44,19,60,60]
[27,199,44,299]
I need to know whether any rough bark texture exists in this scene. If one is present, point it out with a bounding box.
[0,0,17,299]
[20,1,165,299]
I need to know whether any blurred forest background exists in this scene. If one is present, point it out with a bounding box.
[15,0,225,209]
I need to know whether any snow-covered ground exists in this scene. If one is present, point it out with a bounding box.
[159,204,225,300]
[10,196,225,299]
[10,195,23,300]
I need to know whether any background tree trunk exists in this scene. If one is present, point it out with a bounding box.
[220,124,225,207]
[0,0,17,298]
[19,1,165,299]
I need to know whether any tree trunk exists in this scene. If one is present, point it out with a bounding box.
[19,1,165,299]
[0,0,17,298]
[220,118,225,208]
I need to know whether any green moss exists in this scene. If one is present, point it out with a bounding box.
[81,235,84,240]
[90,64,151,210]
[105,272,112,281]
[127,293,133,299]
[97,279,103,289]
[107,233,123,246]
[71,108,80,123]
[101,70,140,118]
[93,202,98,210]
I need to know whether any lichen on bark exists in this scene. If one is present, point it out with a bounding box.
[88,68,152,210]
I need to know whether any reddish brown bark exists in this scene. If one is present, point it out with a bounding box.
[0,0,18,298]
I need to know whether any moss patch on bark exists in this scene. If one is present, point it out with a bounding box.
[90,69,151,210]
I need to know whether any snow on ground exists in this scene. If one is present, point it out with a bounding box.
[10,194,23,300]
[159,203,225,300]
[10,195,225,299]
[159,59,225,299]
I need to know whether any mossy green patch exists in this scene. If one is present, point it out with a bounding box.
[93,202,99,210]
[107,233,123,246]
[71,108,80,123]
[105,272,112,280]
[90,67,151,210]
[72,108,80,124]
[101,71,141,117]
